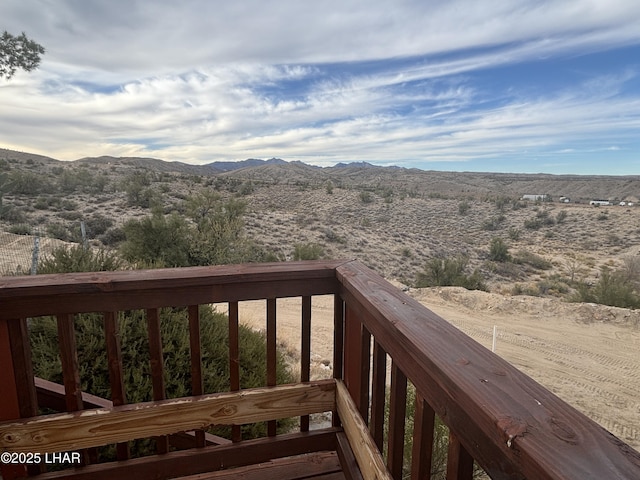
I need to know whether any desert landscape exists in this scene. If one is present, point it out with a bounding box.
[1,148,639,453]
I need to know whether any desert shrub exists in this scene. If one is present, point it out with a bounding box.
[324,228,345,244]
[293,242,324,260]
[38,245,123,274]
[416,255,487,291]
[83,214,115,238]
[8,223,32,235]
[458,200,470,215]
[0,205,27,223]
[523,217,542,230]
[512,250,552,270]
[46,222,71,241]
[481,215,505,231]
[7,170,55,194]
[507,227,521,241]
[571,268,640,308]
[488,237,510,262]
[121,210,191,267]
[359,190,373,204]
[556,210,568,224]
[98,226,127,246]
[325,181,334,194]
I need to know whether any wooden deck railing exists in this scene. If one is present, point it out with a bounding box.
[1,260,639,479]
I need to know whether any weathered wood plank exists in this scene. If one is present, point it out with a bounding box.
[335,432,364,480]
[32,429,340,480]
[335,380,392,480]
[35,377,112,410]
[0,261,345,320]
[7,318,38,420]
[336,261,640,480]
[0,380,337,453]
[177,451,343,480]
[301,295,312,432]
[410,394,435,480]
[387,363,407,480]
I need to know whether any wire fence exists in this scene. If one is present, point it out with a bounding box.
[0,226,81,276]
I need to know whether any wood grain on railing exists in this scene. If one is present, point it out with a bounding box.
[0,381,336,453]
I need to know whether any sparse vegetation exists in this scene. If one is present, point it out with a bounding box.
[416,255,487,291]
[488,237,510,262]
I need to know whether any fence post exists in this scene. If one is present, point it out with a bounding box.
[30,235,40,275]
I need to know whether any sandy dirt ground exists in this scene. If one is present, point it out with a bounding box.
[220,288,640,452]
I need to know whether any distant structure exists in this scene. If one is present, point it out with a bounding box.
[559,196,571,203]
[521,194,547,202]
[590,200,611,206]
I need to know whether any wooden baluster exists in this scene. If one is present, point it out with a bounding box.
[300,296,312,432]
[228,301,242,442]
[370,341,387,451]
[332,295,344,427]
[411,394,435,480]
[446,432,474,480]
[104,311,130,460]
[0,318,29,479]
[266,298,277,436]
[387,362,407,480]
[343,305,371,422]
[146,308,169,454]
[57,314,95,464]
[188,305,205,448]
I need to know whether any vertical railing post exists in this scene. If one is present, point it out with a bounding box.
[266,298,277,436]
[0,318,28,479]
[332,295,344,427]
[343,305,371,422]
[300,296,312,432]
[104,311,130,459]
[447,432,474,480]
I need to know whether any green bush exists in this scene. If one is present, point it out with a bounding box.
[458,200,470,215]
[38,245,123,274]
[488,237,510,262]
[293,242,324,260]
[571,268,640,308]
[359,190,373,204]
[512,250,552,270]
[416,255,487,291]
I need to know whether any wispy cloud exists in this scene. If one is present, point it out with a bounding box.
[1,0,639,173]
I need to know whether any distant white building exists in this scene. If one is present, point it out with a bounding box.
[590,200,611,206]
[521,194,547,201]
[559,196,570,203]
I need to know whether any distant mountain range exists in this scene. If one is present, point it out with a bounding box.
[1,148,639,201]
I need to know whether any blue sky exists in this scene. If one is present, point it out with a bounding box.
[1,0,640,174]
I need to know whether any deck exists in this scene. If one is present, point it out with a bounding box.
[1,260,639,479]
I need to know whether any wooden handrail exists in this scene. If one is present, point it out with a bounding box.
[0,260,346,319]
[0,260,639,479]
[335,260,640,479]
